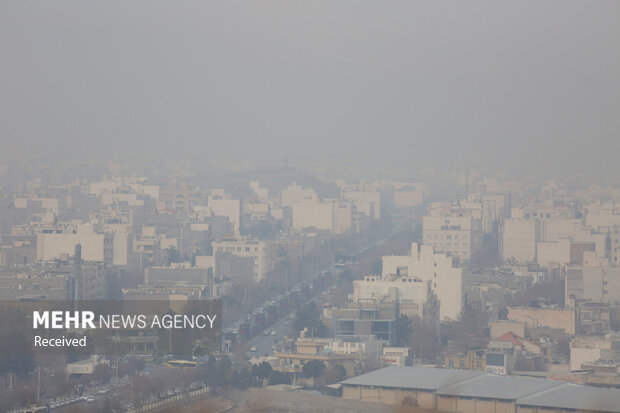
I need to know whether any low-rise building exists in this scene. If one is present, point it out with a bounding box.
[331,302,400,346]
[507,306,576,335]
[340,366,620,412]
[274,338,357,377]
[445,350,486,371]
[570,334,620,372]
[324,335,383,361]
[381,347,409,367]
[212,238,272,279]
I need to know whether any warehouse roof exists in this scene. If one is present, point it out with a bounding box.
[436,374,563,400]
[340,367,620,412]
[517,383,620,413]
[340,366,484,390]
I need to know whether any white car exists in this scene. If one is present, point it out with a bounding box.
[250,345,257,352]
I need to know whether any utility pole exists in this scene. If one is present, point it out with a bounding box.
[37,365,40,405]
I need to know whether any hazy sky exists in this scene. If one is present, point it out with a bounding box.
[1,1,619,175]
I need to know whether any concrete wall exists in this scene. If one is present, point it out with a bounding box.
[353,276,427,303]
[112,232,129,266]
[281,184,317,208]
[507,307,576,335]
[209,198,241,235]
[394,189,424,208]
[333,202,353,234]
[490,320,526,339]
[342,386,435,409]
[537,239,570,267]
[292,200,334,232]
[502,219,539,263]
[539,219,583,242]
[37,232,105,262]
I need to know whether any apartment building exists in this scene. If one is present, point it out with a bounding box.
[342,187,381,220]
[292,199,352,235]
[383,243,462,321]
[423,216,476,260]
[501,218,540,263]
[212,238,272,279]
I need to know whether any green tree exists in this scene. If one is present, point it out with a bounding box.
[201,355,219,389]
[251,361,273,380]
[394,315,412,347]
[92,363,111,384]
[321,364,347,384]
[269,371,292,385]
[409,316,441,362]
[231,367,252,390]
[441,304,490,353]
[216,355,232,373]
[206,354,217,369]
[302,360,325,388]
[293,302,329,337]
[211,355,232,387]
[509,279,565,307]
[0,330,35,378]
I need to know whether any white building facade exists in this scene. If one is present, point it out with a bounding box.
[382,243,462,321]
